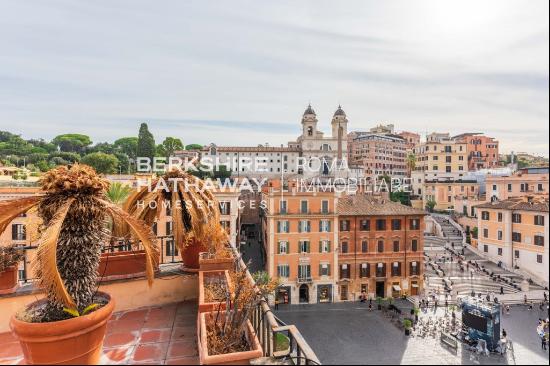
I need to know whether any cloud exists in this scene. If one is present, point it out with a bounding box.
[0,0,548,156]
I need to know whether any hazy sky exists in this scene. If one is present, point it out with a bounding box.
[0,0,548,156]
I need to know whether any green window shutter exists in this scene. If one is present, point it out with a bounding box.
[307,242,311,253]
[328,264,331,276]
[328,241,331,252]
[319,241,322,253]
[277,243,280,255]
[328,221,331,232]
[319,264,323,276]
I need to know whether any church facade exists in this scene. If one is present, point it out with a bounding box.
[180,104,351,178]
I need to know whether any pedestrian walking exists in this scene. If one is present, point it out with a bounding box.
[500,286,504,295]
[542,336,547,350]
[275,298,279,311]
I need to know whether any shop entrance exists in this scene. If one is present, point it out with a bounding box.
[376,281,385,298]
[299,284,309,303]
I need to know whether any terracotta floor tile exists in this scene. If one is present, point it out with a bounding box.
[140,328,173,344]
[143,317,174,329]
[171,326,196,343]
[167,341,197,359]
[101,345,135,365]
[148,305,177,320]
[165,356,200,365]
[108,319,145,334]
[132,342,169,362]
[118,309,149,322]
[0,342,22,359]
[104,331,140,348]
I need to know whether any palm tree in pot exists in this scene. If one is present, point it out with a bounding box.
[121,168,222,269]
[1,164,158,364]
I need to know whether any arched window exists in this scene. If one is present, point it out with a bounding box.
[307,126,313,136]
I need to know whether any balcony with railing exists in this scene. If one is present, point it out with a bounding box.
[0,239,320,365]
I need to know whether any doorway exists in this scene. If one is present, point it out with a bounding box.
[376,281,385,298]
[299,284,309,304]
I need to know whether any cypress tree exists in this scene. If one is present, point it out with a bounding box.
[137,123,155,170]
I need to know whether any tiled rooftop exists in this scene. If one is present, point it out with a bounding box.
[338,195,427,216]
[475,195,549,212]
[0,301,199,365]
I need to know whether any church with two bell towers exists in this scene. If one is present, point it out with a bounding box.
[196,104,351,178]
[289,104,349,176]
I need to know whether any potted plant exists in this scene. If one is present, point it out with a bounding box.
[122,168,221,270]
[199,222,235,271]
[0,164,158,365]
[403,319,413,336]
[0,245,24,294]
[198,269,232,313]
[198,268,278,365]
[376,296,383,310]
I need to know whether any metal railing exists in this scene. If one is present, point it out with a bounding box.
[10,235,183,284]
[234,248,321,365]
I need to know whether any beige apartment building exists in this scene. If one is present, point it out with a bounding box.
[422,179,480,212]
[413,132,468,175]
[486,167,549,202]
[475,196,548,283]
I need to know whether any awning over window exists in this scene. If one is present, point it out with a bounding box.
[393,285,402,291]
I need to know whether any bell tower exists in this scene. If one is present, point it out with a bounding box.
[301,104,318,139]
[331,105,348,160]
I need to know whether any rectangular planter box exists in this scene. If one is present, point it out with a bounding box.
[0,265,18,295]
[198,311,263,365]
[98,250,148,282]
[199,270,232,313]
[199,252,235,272]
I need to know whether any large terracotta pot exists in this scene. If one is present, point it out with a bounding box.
[183,239,205,271]
[0,265,19,295]
[98,250,147,282]
[10,292,115,365]
[199,252,235,272]
[198,270,232,313]
[198,311,262,365]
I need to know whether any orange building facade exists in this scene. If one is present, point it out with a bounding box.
[264,182,339,304]
[337,195,426,300]
[453,133,499,171]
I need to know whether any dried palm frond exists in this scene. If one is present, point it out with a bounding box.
[34,198,76,308]
[0,196,42,236]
